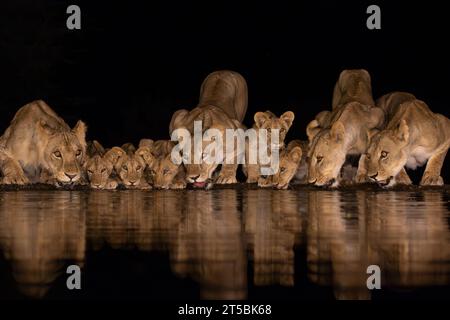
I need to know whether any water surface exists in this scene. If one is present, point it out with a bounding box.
[0,187,449,300]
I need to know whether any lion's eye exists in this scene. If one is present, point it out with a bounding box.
[76,149,82,157]
[122,165,128,171]
[381,151,388,159]
[316,155,323,163]
[136,165,142,171]
[53,151,62,158]
[280,167,286,173]
[101,168,106,173]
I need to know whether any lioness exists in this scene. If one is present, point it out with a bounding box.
[244,110,295,184]
[332,69,375,109]
[306,101,384,187]
[144,140,186,189]
[0,100,87,186]
[169,70,248,189]
[366,93,450,187]
[306,69,382,187]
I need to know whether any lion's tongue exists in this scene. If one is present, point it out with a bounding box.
[193,182,206,188]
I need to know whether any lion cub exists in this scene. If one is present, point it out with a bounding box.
[106,142,152,189]
[366,92,450,187]
[84,140,119,190]
[259,140,304,189]
[244,110,295,184]
[144,140,187,189]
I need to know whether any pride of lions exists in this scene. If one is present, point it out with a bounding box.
[0,69,449,190]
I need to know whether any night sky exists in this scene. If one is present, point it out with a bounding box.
[0,0,448,180]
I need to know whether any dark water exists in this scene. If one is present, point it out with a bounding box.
[0,188,449,300]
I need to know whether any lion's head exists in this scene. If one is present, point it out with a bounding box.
[307,121,346,187]
[366,120,410,187]
[148,154,182,189]
[106,146,149,188]
[184,127,225,188]
[39,120,87,186]
[85,155,114,189]
[254,111,295,149]
[273,144,303,190]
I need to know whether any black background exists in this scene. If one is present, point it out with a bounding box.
[0,0,449,180]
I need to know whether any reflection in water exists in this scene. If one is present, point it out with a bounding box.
[0,188,449,299]
[0,192,86,298]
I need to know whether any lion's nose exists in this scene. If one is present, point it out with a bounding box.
[369,173,378,180]
[65,173,77,180]
[129,180,136,185]
[190,175,200,181]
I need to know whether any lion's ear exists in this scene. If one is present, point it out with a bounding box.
[280,111,295,129]
[136,146,155,166]
[254,112,270,128]
[306,119,321,142]
[330,121,345,143]
[395,119,409,143]
[72,120,87,146]
[104,147,126,167]
[289,146,303,164]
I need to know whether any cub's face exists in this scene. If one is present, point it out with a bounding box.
[149,155,181,189]
[308,122,346,187]
[116,154,146,188]
[85,155,113,189]
[42,121,87,186]
[273,146,302,189]
[254,111,295,149]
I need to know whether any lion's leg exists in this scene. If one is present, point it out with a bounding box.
[138,177,152,190]
[170,171,187,189]
[216,164,238,184]
[245,163,260,183]
[420,148,448,186]
[395,167,412,185]
[354,154,368,183]
[258,175,274,188]
[105,178,118,190]
[0,152,29,185]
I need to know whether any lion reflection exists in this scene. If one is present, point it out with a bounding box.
[0,192,86,298]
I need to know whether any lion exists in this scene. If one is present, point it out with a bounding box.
[106,144,152,189]
[0,100,87,186]
[332,69,375,109]
[271,140,304,189]
[366,93,450,187]
[305,69,382,187]
[84,140,120,190]
[243,110,295,184]
[306,101,384,187]
[169,70,248,189]
[143,140,186,189]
